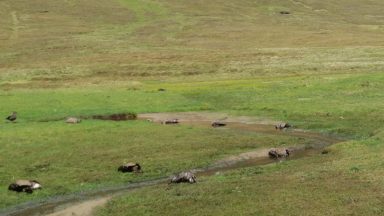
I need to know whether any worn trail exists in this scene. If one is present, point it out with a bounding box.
[3,112,343,216]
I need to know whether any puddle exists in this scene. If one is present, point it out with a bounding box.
[3,112,344,216]
[88,113,137,121]
[37,113,137,123]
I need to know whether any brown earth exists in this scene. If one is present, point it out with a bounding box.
[45,197,111,216]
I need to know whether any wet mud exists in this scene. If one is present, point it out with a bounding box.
[88,113,137,121]
[37,113,137,123]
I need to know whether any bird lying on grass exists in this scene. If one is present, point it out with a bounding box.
[6,112,17,122]
[8,180,42,194]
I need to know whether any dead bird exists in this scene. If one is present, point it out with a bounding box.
[279,11,291,15]
[162,119,179,125]
[118,162,142,173]
[275,123,291,130]
[211,121,226,127]
[170,171,196,184]
[6,112,17,122]
[65,117,81,124]
[211,117,227,127]
[8,180,42,193]
[268,148,291,159]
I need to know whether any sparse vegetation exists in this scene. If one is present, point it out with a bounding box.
[0,0,383,215]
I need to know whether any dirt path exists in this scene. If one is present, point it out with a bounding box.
[4,112,343,216]
[45,197,110,216]
[138,112,276,125]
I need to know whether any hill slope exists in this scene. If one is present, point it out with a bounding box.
[0,1,383,214]
[1,0,384,85]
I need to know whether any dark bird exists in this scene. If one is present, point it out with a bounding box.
[6,112,17,122]
[211,121,226,127]
[279,11,291,15]
[118,162,142,173]
[162,119,179,125]
[8,180,42,193]
[211,117,227,127]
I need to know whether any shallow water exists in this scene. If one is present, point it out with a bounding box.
[2,113,343,216]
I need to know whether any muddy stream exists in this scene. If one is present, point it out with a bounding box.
[2,112,343,216]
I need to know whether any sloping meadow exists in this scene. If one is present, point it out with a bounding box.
[0,72,383,210]
[0,0,384,214]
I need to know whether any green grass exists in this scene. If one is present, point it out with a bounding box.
[97,134,384,216]
[1,72,383,138]
[119,0,167,22]
[0,71,382,210]
[1,0,384,215]
[0,118,306,208]
[2,0,384,84]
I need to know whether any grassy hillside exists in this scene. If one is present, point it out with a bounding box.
[0,0,384,215]
[1,0,384,85]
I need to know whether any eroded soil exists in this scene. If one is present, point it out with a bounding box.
[45,197,110,216]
